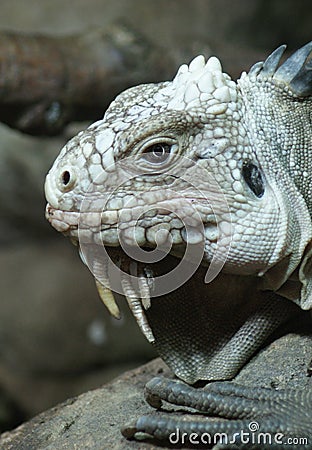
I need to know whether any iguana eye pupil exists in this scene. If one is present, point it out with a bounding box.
[242,162,265,197]
[142,143,171,164]
[62,170,71,185]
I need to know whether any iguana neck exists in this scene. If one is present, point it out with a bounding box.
[143,255,300,383]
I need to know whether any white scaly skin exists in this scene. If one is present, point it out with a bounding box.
[45,51,312,288]
[45,43,312,445]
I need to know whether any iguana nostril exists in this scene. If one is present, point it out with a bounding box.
[58,168,76,191]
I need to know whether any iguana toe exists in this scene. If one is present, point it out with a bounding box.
[123,376,312,449]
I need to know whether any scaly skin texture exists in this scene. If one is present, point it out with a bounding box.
[45,43,312,448]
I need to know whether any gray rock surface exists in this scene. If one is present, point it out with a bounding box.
[1,332,311,449]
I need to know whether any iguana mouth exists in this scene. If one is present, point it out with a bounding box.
[46,203,155,339]
[46,201,225,353]
[46,203,195,344]
[45,204,80,233]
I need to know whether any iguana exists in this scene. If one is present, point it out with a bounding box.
[45,43,312,448]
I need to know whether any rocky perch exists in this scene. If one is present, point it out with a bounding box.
[1,331,312,450]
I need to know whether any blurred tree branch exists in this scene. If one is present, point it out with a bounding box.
[0,23,175,136]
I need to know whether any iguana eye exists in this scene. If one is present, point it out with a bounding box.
[141,142,172,165]
[242,162,265,198]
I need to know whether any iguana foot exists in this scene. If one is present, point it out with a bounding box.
[121,377,312,449]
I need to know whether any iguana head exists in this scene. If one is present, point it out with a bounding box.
[45,43,312,382]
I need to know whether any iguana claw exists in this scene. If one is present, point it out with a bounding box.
[122,376,312,449]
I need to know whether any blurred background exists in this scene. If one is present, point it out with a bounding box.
[0,0,311,431]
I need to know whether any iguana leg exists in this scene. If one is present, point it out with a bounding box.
[122,377,312,449]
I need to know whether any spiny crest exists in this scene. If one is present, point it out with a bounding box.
[159,54,237,114]
[243,41,312,97]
